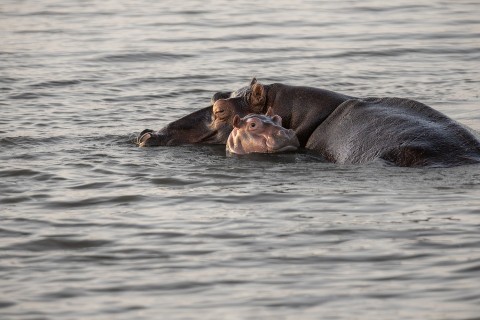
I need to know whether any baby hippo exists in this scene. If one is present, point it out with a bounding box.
[226,110,300,155]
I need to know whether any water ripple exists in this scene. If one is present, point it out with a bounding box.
[28,79,83,88]
[0,135,67,146]
[44,195,146,208]
[0,227,31,237]
[0,301,16,309]
[91,281,213,293]
[94,52,194,62]
[8,237,111,251]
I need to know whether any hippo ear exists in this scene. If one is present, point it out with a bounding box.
[232,114,242,128]
[266,107,275,117]
[271,115,283,126]
[250,83,266,113]
[250,77,257,86]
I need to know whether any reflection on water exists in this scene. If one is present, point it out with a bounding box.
[2,0,480,319]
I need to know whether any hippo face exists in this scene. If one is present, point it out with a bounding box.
[210,78,263,131]
[226,111,299,155]
[209,78,269,139]
[138,80,257,147]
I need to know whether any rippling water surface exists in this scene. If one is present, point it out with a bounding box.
[1,0,480,319]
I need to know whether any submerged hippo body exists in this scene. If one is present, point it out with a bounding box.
[226,111,299,155]
[138,78,480,167]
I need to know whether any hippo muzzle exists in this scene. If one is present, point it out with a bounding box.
[265,128,299,153]
[137,130,169,147]
[226,112,300,155]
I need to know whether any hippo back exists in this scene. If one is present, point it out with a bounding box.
[306,97,480,166]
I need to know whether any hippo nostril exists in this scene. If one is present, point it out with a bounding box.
[138,132,153,146]
[277,130,289,138]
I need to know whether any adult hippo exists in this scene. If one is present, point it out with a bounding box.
[138,78,480,167]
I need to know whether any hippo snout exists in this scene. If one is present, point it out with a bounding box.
[226,113,300,155]
[277,128,296,138]
[275,129,298,144]
[137,130,168,147]
[268,129,300,152]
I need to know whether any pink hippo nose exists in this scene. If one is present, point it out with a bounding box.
[279,129,298,143]
[267,128,300,152]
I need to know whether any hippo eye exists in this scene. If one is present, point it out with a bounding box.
[250,123,256,128]
[214,109,226,120]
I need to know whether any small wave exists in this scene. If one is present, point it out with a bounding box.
[1,134,133,149]
[15,29,64,34]
[9,236,110,252]
[91,281,212,293]
[411,239,480,250]
[454,261,480,274]
[8,92,55,100]
[154,33,270,43]
[28,79,83,88]
[354,4,430,13]
[150,177,200,186]
[0,301,16,309]
[173,9,210,15]
[132,74,213,83]
[69,182,113,190]
[0,168,40,178]
[94,52,194,63]
[101,92,181,102]
[44,195,146,209]
[205,192,300,205]
[134,231,186,238]
[84,133,136,145]
[1,196,33,204]
[315,47,480,59]
[193,232,251,239]
[447,292,480,302]
[21,10,71,16]
[0,135,67,146]
[0,77,18,83]
[0,227,31,237]
[302,228,372,236]
[43,288,85,300]
[268,253,432,265]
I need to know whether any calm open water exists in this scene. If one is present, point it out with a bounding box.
[1,1,480,319]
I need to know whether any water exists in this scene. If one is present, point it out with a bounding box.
[1,0,480,319]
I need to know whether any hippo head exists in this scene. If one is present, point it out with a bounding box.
[226,108,299,155]
[137,79,258,147]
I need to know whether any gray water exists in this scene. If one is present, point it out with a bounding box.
[1,0,480,319]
